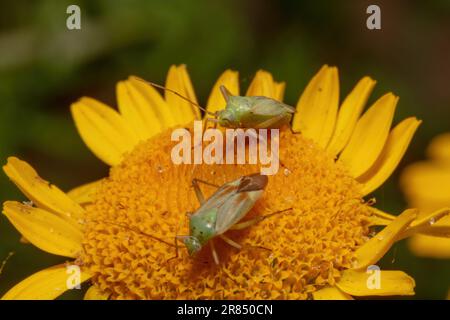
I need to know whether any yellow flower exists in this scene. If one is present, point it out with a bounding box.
[401,133,450,258]
[2,64,447,300]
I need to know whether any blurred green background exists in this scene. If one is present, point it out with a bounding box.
[0,0,449,299]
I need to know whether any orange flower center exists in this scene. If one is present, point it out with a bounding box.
[80,125,371,299]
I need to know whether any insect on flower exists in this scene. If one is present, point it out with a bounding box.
[133,77,296,130]
[96,173,290,265]
[209,85,295,129]
[177,173,291,264]
[1,66,428,299]
[133,77,294,174]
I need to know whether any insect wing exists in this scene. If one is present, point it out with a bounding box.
[192,174,267,236]
[250,97,295,115]
[214,189,264,235]
[214,174,267,235]
[191,179,240,218]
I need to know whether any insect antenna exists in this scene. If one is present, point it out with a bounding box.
[131,76,216,116]
[89,218,175,248]
[261,207,293,220]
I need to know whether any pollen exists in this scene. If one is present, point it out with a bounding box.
[80,126,371,299]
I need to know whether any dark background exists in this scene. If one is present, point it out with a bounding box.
[0,0,449,299]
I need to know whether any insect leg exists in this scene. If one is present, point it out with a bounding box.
[219,235,242,250]
[204,117,219,129]
[229,207,293,231]
[228,218,259,231]
[209,239,220,265]
[191,179,205,204]
[192,178,220,188]
[167,213,186,263]
[168,234,198,263]
[247,127,290,174]
[253,114,286,129]
[190,116,219,163]
[167,236,182,263]
[191,178,221,205]
[174,236,180,259]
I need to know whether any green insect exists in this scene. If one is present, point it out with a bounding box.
[177,173,280,264]
[96,174,290,264]
[211,85,295,129]
[134,77,296,130]
[135,77,294,172]
[175,174,292,264]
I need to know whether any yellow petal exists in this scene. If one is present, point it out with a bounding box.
[274,82,286,101]
[206,70,239,114]
[410,207,450,228]
[368,216,392,226]
[165,64,200,125]
[67,180,103,205]
[292,65,339,148]
[401,161,450,210]
[178,65,201,120]
[312,286,354,300]
[367,206,395,226]
[409,234,450,259]
[327,77,376,156]
[128,76,177,128]
[2,264,92,300]
[3,201,83,258]
[84,285,110,300]
[71,97,138,166]
[336,269,415,296]
[425,213,450,237]
[352,209,417,270]
[427,132,450,164]
[246,70,280,99]
[399,208,450,240]
[339,93,397,177]
[117,80,165,139]
[3,157,84,223]
[418,224,450,238]
[361,117,421,195]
